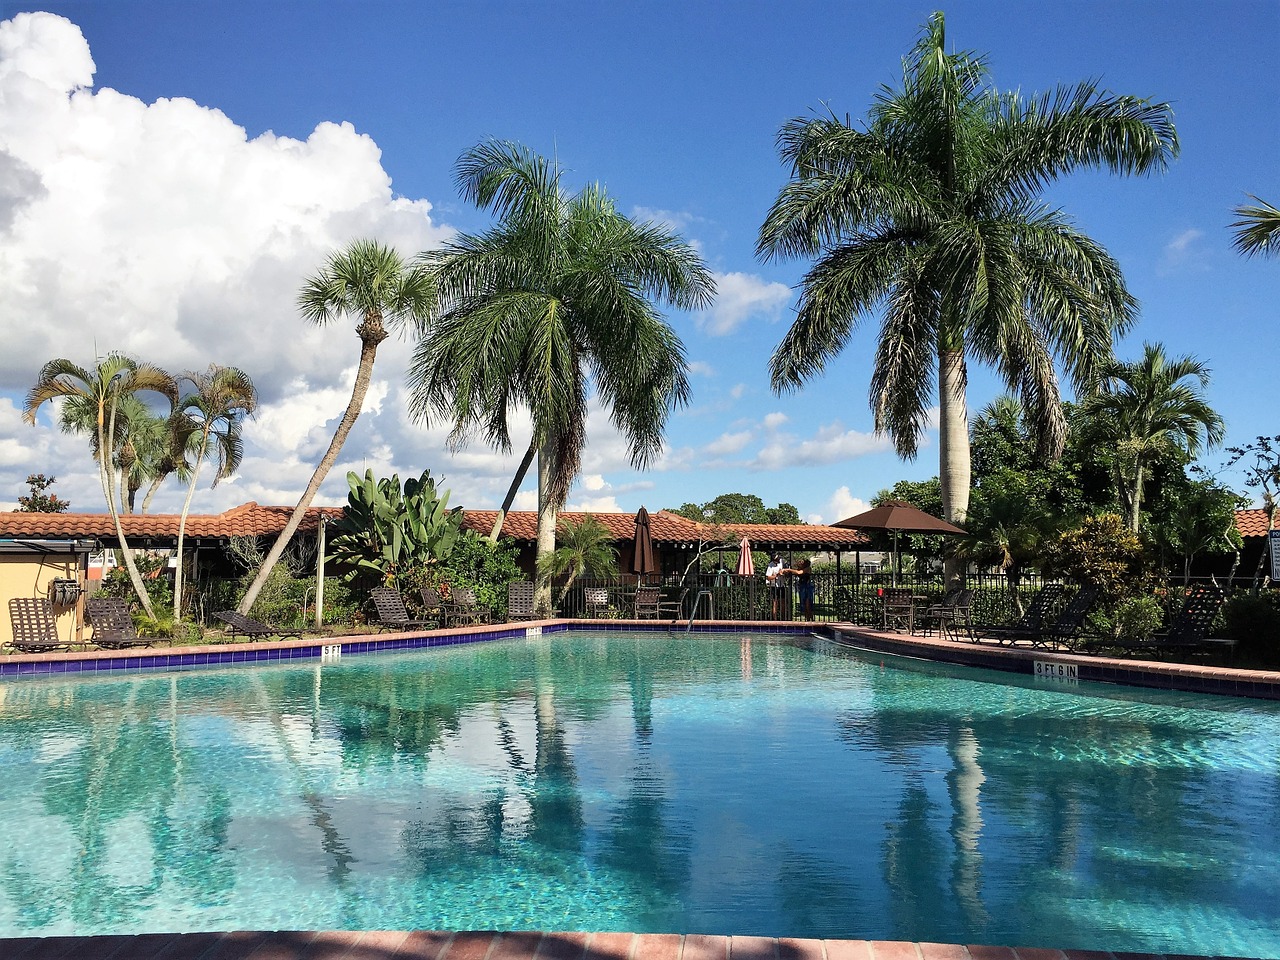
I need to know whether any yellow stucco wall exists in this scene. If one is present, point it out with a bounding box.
[0,554,84,645]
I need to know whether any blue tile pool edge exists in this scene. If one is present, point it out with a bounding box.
[0,620,823,679]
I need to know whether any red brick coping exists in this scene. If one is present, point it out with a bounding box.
[0,930,1257,960]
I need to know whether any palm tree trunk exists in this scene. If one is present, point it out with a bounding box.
[938,348,970,583]
[1128,462,1144,533]
[140,474,165,514]
[488,439,538,542]
[534,438,558,616]
[236,337,380,616]
[102,396,157,620]
[173,429,210,622]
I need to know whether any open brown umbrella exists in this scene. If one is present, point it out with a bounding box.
[735,536,754,577]
[631,506,657,582]
[833,500,966,584]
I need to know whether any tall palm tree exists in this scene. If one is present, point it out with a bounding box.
[173,364,258,621]
[1231,195,1280,258]
[237,239,433,616]
[757,12,1178,540]
[23,354,178,618]
[1081,342,1225,533]
[407,140,714,612]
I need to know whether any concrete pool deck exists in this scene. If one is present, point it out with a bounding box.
[0,929,1262,960]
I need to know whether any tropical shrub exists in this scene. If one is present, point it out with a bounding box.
[1112,595,1165,642]
[327,469,463,586]
[1043,514,1149,603]
[406,531,523,620]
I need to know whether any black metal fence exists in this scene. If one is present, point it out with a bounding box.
[555,570,1066,625]
[554,570,1258,629]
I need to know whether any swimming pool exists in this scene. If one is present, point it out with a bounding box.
[0,630,1277,955]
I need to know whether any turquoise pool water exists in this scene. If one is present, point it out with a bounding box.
[0,631,1277,955]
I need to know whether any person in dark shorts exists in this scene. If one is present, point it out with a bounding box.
[788,557,815,620]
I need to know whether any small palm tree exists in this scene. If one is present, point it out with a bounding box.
[1081,342,1225,533]
[173,364,257,621]
[408,140,713,613]
[23,354,178,617]
[1231,195,1280,258]
[537,515,619,606]
[757,12,1178,547]
[237,239,433,616]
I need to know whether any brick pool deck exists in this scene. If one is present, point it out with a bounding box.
[0,929,1261,960]
[2,620,1274,960]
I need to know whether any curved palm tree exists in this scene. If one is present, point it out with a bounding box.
[237,240,433,616]
[23,354,178,617]
[173,365,258,621]
[407,140,714,612]
[1081,342,1225,533]
[1231,195,1280,258]
[57,391,173,514]
[757,12,1178,538]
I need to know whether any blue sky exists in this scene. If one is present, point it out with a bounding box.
[0,1,1276,523]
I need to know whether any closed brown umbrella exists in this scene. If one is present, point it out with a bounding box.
[735,536,754,577]
[631,506,657,582]
[833,500,966,584]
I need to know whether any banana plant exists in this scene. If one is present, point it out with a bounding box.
[326,468,463,584]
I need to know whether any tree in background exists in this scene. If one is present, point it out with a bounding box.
[669,493,803,526]
[172,364,258,621]
[16,474,70,513]
[757,12,1177,547]
[238,239,434,616]
[1081,342,1225,533]
[1231,195,1280,258]
[408,140,713,613]
[23,354,178,617]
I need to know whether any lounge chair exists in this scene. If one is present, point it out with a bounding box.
[369,587,437,632]
[212,610,302,641]
[983,584,1099,650]
[922,587,974,640]
[448,586,491,625]
[976,583,1066,645]
[1086,584,1231,659]
[7,597,74,653]
[86,596,156,649]
[634,586,662,619]
[506,581,537,621]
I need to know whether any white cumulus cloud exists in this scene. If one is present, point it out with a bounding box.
[695,271,791,335]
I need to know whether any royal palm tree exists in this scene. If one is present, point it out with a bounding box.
[173,365,258,621]
[757,12,1178,542]
[1081,342,1225,534]
[407,140,714,612]
[23,354,178,618]
[1231,195,1280,258]
[237,240,433,616]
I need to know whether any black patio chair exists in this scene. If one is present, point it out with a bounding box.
[1086,584,1231,659]
[922,587,974,640]
[983,584,1099,650]
[86,596,156,649]
[369,587,437,632]
[212,610,302,642]
[976,583,1067,645]
[634,586,662,619]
